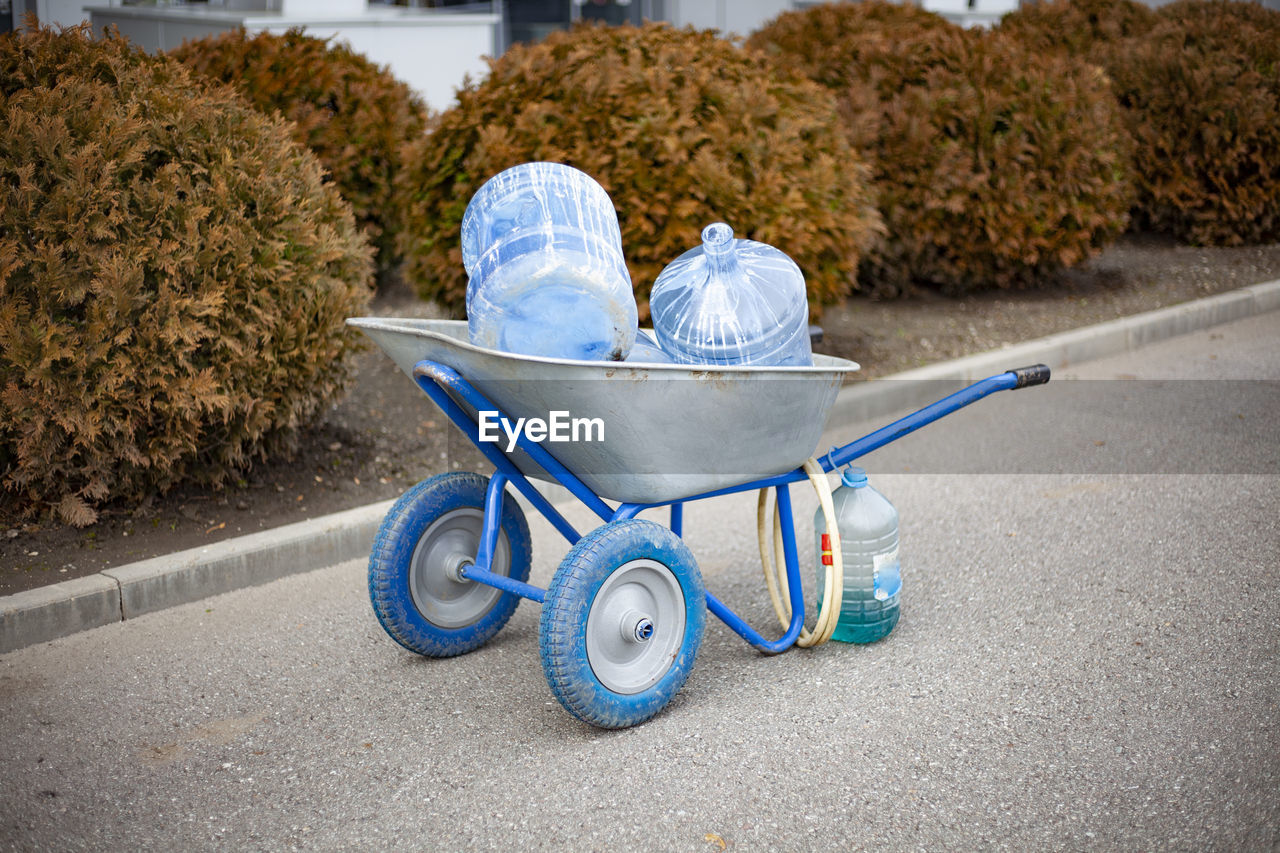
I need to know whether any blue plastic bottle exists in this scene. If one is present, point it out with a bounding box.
[648,222,813,367]
[461,162,638,361]
[814,467,902,643]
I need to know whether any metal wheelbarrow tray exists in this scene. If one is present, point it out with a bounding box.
[349,318,860,504]
[348,316,1050,729]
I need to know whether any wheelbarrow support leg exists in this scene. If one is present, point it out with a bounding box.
[458,472,547,604]
[473,472,508,573]
[705,484,806,654]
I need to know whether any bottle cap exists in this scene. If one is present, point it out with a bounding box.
[701,222,734,253]
[841,466,868,488]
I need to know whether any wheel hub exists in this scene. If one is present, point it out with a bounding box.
[620,609,655,643]
[442,552,473,584]
[585,559,685,694]
[408,508,508,629]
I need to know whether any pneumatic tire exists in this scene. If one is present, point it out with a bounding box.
[539,519,705,728]
[369,472,531,657]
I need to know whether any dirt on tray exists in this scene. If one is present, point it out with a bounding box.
[3,231,1279,596]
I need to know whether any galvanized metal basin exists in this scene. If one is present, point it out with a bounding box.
[347,317,860,504]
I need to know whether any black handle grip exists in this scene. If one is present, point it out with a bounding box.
[1012,364,1051,388]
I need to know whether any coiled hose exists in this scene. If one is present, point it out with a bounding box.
[757,457,843,647]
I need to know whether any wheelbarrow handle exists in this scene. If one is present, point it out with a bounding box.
[818,363,1052,474]
[1012,364,1052,389]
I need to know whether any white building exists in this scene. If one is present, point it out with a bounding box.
[7,0,1280,111]
[13,0,499,112]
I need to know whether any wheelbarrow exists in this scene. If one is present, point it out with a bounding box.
[348,317,1050,728]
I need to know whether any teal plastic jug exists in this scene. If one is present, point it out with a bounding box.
[814,467,902,643]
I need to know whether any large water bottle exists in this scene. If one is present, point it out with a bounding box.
[648,222,813,367]
[814,466,902,643]
[624,330,675,364]
[461,162,638,361]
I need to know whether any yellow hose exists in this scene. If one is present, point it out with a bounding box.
[757,457,843,647]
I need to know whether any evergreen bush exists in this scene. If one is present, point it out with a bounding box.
[997,0,1158,63]
[1106,0,1280,245]
[0,26,373,525]
[750,1,1134,294]
[396,21,881,317]
[171,28,428,274]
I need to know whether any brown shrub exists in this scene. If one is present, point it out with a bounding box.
[171,28,428,275]
[996,0,1158,63]
[396,21,881,318]
[0,26,373,525]
[1105,0,1280,244]
[747,0,957,92]
[751,2,1134,294]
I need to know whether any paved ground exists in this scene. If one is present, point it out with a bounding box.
[1,313,1276,851]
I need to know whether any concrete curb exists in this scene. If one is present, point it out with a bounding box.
[1,500,391,654]
[828,277,1280,425]
[3,278,1278,655]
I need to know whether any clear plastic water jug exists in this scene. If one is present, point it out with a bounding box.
[648,222,813,367]
[814,466,902,643]
[461,162,638,361]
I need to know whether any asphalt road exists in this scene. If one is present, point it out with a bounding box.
[2,313,1277,851]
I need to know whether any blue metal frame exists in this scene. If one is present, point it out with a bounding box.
[456,471,547,604]
[410,359,1034,654]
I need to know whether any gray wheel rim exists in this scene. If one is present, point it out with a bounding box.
[409,508,509,629]
[585,559,685,694]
